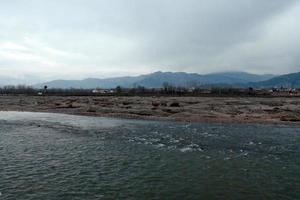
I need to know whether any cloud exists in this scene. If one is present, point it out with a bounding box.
[0,0,299,83]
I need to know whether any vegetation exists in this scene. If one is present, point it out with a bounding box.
[0,83,299,97]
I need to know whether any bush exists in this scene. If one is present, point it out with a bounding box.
[170,102,180,107]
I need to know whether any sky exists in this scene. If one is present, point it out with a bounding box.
[0,0,299,84]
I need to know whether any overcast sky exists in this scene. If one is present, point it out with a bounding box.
[0,0,299,83]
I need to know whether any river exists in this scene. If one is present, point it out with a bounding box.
[0,112,299,199]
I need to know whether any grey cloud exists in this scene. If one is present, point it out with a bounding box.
[0,0,299,82]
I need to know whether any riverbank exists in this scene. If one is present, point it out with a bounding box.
[0,95,300,124]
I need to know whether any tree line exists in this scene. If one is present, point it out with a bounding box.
[0,84,279,97]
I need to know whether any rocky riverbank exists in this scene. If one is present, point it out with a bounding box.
[1,95,300,124]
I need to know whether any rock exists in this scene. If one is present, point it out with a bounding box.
[280,114,300,122]
[152,101,160,107]
[170,102,180,107]
[86,106,96,112]
[122,101,131,105]
[160,101,168,106]
[55,102,62,106]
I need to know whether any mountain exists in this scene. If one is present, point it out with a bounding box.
[204,72,274,83]
[0,76,35,86]
[126,71,274,88]
[35,71,275,89]
[250,72,300,88]
[35,76,145,89]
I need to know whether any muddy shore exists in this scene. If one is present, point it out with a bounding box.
[0,95,300,124]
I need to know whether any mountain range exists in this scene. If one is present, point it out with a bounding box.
[34,71,300,89]
[249,72,300,88]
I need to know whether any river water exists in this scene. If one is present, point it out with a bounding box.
[0,111,299,199]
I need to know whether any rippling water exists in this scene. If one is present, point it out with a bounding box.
[0,111,300,200]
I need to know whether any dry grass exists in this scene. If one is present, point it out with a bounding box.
[1,96,300,124]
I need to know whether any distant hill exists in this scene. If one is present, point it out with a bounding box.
[0,76,34,86]
[35,71,275,89]
[250,72,300,88]
[36,76,144,89]
[128,71,274,88]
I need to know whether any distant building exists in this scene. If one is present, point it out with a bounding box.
[92,89,114,94]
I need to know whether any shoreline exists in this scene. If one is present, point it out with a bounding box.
[1,109,299,126]
[0,96,300,125]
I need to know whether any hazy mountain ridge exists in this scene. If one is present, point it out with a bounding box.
[34,71,277,89]
[249,72,300,88]
[0,76,36,86]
